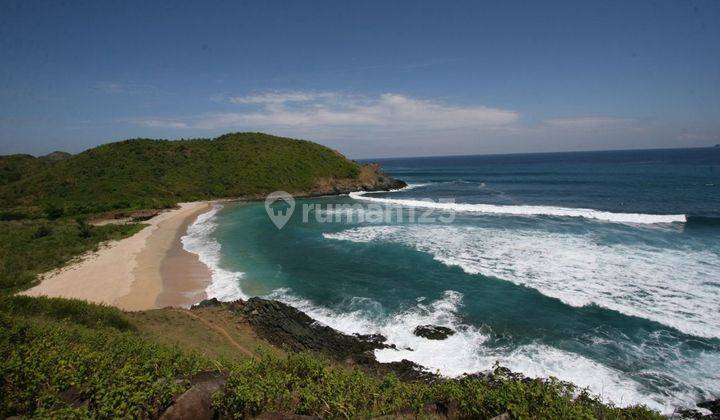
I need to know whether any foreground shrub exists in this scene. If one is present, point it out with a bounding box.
[215,352,662,419]
[0,314,206,418]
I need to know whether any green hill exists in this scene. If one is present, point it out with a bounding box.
[0,133,362,215]
[0,152,72,187]
[0,155,51,187]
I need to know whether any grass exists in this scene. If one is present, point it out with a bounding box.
[0,295,133,331]
[0,310,206,418]
[126,306,282,364]
[0,218,144,293]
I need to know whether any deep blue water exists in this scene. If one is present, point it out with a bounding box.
[185,147,720,413]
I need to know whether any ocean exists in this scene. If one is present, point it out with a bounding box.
[183,147,720,413]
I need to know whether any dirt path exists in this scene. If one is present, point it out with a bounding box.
[173,309,254,357]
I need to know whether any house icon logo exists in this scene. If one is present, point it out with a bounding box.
[264,191,295,230]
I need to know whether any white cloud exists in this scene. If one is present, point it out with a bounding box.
[228,91,339,105]
[129,91,662,157]
[135,119,189,129]
[134,91,520,132]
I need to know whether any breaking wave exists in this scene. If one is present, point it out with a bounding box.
[349,191,686,224]
[182,205,246,301]
[324,225,720,339]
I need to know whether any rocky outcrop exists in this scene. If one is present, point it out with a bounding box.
[160,371,228,420]
[196,298,435,382]
[228,298,387,358]
[413,325,456,340]
[309,163,406,196]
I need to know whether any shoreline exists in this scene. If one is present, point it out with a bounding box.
[17,179,405,312]
[21,201,214,311]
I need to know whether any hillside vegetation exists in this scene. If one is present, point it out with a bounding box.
[0,218,143,293]
[0,132,360,216]
[0,296,663,419]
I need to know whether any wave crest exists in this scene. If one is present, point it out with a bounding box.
[349,191,686,224]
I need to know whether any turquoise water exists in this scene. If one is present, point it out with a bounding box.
[184,147,720,412]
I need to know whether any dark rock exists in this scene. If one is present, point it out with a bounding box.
[305,163,406,196]
[55,385,88,409]
[676,408,704,419]
[381,359,438,382]
[226,298,440,382]
[192,298,224,309]
[413,325,456,340]
[229,298,387,359]
[354,333,387,343]
[425,400,460,417]
[160,371,228,420]
[699,399,720,414]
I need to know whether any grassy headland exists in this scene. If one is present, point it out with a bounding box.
[0,132,361,217]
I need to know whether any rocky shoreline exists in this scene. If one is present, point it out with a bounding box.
[195,297,437,382]
[190,298,720,419]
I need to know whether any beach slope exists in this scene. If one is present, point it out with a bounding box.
[21,202,211,311]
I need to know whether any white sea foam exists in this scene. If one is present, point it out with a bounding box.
[359,182,431,194]
[268,288,680,412]
[324,225,720,339]
[181,205,246,301]
[349,191,686,224]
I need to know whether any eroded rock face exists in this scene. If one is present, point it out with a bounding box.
[228,298,386,358]
[310,163,406,196]
[413,325,456,340]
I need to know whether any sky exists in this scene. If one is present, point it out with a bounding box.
[1,0,719,158]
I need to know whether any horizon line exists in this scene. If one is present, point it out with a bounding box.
[356,144,720,162]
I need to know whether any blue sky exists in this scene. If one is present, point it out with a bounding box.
[1,0,719,158]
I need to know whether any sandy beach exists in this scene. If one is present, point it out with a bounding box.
[21,202,213,311]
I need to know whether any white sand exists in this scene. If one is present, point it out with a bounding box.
[21,202,212,311]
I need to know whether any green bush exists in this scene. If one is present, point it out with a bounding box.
[0,219,144,293]
[0,313,206,418]
[214,352,662,419]
[0,295,134,331]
